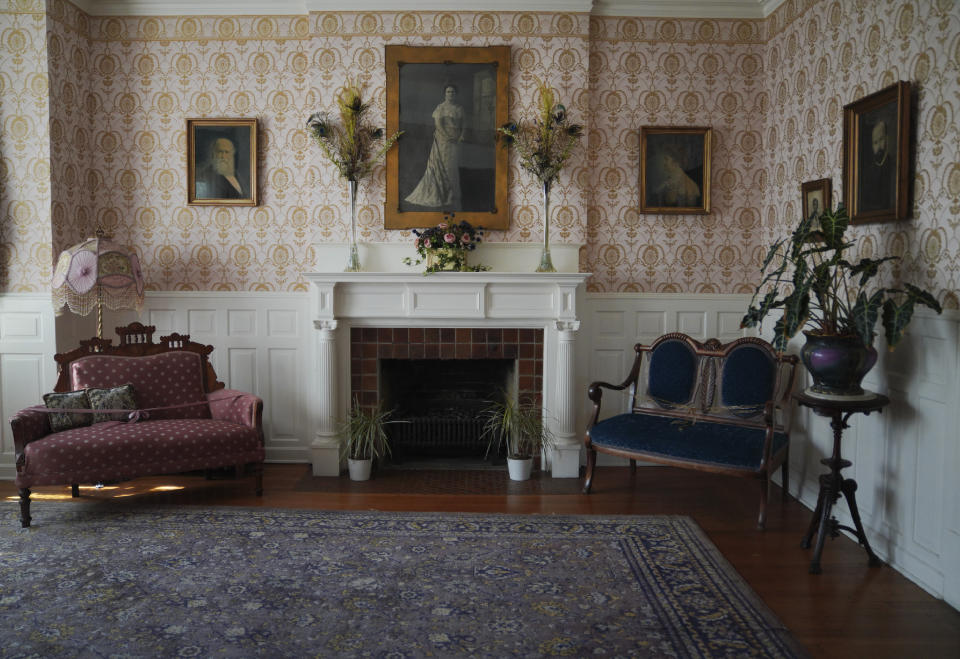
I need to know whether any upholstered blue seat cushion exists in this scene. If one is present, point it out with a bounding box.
[588,412,787,470]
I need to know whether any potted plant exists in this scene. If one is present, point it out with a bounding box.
[741,205,942,397]
[401,212,491,274]
[480,395,554,480]
[339,400,395,481]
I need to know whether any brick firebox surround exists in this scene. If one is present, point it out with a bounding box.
[349,327,545,410]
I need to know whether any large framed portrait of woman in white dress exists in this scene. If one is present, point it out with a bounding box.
[385,45,510,230]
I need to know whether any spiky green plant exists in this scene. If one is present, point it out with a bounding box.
[497,80,582,186]
[741,205,942,351]
[306,80,402,182]
[339,399,396,462]
[480,395,554,460]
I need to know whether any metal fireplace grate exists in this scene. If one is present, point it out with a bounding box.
[381,359,513,459]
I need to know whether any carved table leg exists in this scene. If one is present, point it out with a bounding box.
[808,474,837,574]
[841,477,883,567]
[801,484,826,549]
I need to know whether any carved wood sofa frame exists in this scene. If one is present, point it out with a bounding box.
[583,333,799,529]
[12,322,264,527]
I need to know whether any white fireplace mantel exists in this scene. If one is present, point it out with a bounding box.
[305,271,590,478]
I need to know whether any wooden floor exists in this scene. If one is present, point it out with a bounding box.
[4,463,959,658]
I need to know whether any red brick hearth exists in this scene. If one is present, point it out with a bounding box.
[350,327,544,408]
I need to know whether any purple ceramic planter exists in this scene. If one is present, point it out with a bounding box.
[801,332,878,396]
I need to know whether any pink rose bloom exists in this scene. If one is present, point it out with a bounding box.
[438,222,448,230]
[414,237,421,248]
[424,239,432,248]
[444,233,456,244]
[461,234,472,244]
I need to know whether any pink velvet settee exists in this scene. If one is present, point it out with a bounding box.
[9,322,264,527]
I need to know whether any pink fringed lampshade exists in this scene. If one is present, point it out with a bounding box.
[51,229,145,337]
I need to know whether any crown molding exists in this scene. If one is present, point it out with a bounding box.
[305,0,594,10]
[71,0,595,16]
[69,0,785,18]
[70,0,306,15]
[593,0,786,18]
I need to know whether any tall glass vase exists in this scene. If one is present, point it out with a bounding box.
[536,180,556,273]
[344,179,361,272]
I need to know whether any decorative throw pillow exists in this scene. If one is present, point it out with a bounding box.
[43,390,92,433]
[86,383,138,423]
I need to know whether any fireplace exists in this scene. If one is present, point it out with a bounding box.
[380,359,512,459]
[306,272,588,477]
[353,327,544,460]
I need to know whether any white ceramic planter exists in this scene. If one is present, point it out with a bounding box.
[507,457,533,481]
[347,458,372,481]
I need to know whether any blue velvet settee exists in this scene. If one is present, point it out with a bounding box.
[583,333,799,528]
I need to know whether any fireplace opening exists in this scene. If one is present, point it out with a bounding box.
[379,359,515,460]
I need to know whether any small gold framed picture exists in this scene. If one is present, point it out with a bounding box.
[187,118,258,206]
[639,126,712,215]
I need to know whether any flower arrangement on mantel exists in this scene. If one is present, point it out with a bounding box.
[497,80,583,187]
[305,79,401,184]
[497,80,583,273]
[306,79,402,272]
[402,213,491,274]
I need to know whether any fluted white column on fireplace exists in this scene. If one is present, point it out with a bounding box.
[311,319,340,476]
[305,272,590,478]
[550,320,582,477]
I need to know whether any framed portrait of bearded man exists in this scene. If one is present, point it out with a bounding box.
[187,118,258,206]
[842,81,911,223]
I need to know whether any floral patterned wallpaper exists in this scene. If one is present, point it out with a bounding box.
[0,0,51,292]
[583,15,766,293]
[764,0,960,309]
[1,0,957,306]
[47,0,92,258]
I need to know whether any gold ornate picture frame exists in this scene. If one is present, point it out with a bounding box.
[842,81,911,224]
[639,126,712,215]
[187,118,258,206]
[385,45,510,230]
[801,178,832,229]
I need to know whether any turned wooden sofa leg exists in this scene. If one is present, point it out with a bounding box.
[72,484,79,498]
[19,489,31,528]
[629,458,637,475]
[582,449,596,493]
[781,446,790,501]
[757,475,769,530]
[254,463,264,496]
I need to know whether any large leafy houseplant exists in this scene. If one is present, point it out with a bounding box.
[741,206,942,352]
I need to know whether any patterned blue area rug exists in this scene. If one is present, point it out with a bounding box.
[0,505,805,657]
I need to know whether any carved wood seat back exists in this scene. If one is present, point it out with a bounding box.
[53,322,224,393]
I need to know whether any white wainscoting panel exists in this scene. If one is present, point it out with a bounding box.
[91,291,313,464]
[0,295,58,480]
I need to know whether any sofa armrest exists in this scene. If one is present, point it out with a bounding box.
[9,408,52,463]
[206,389,264,434]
